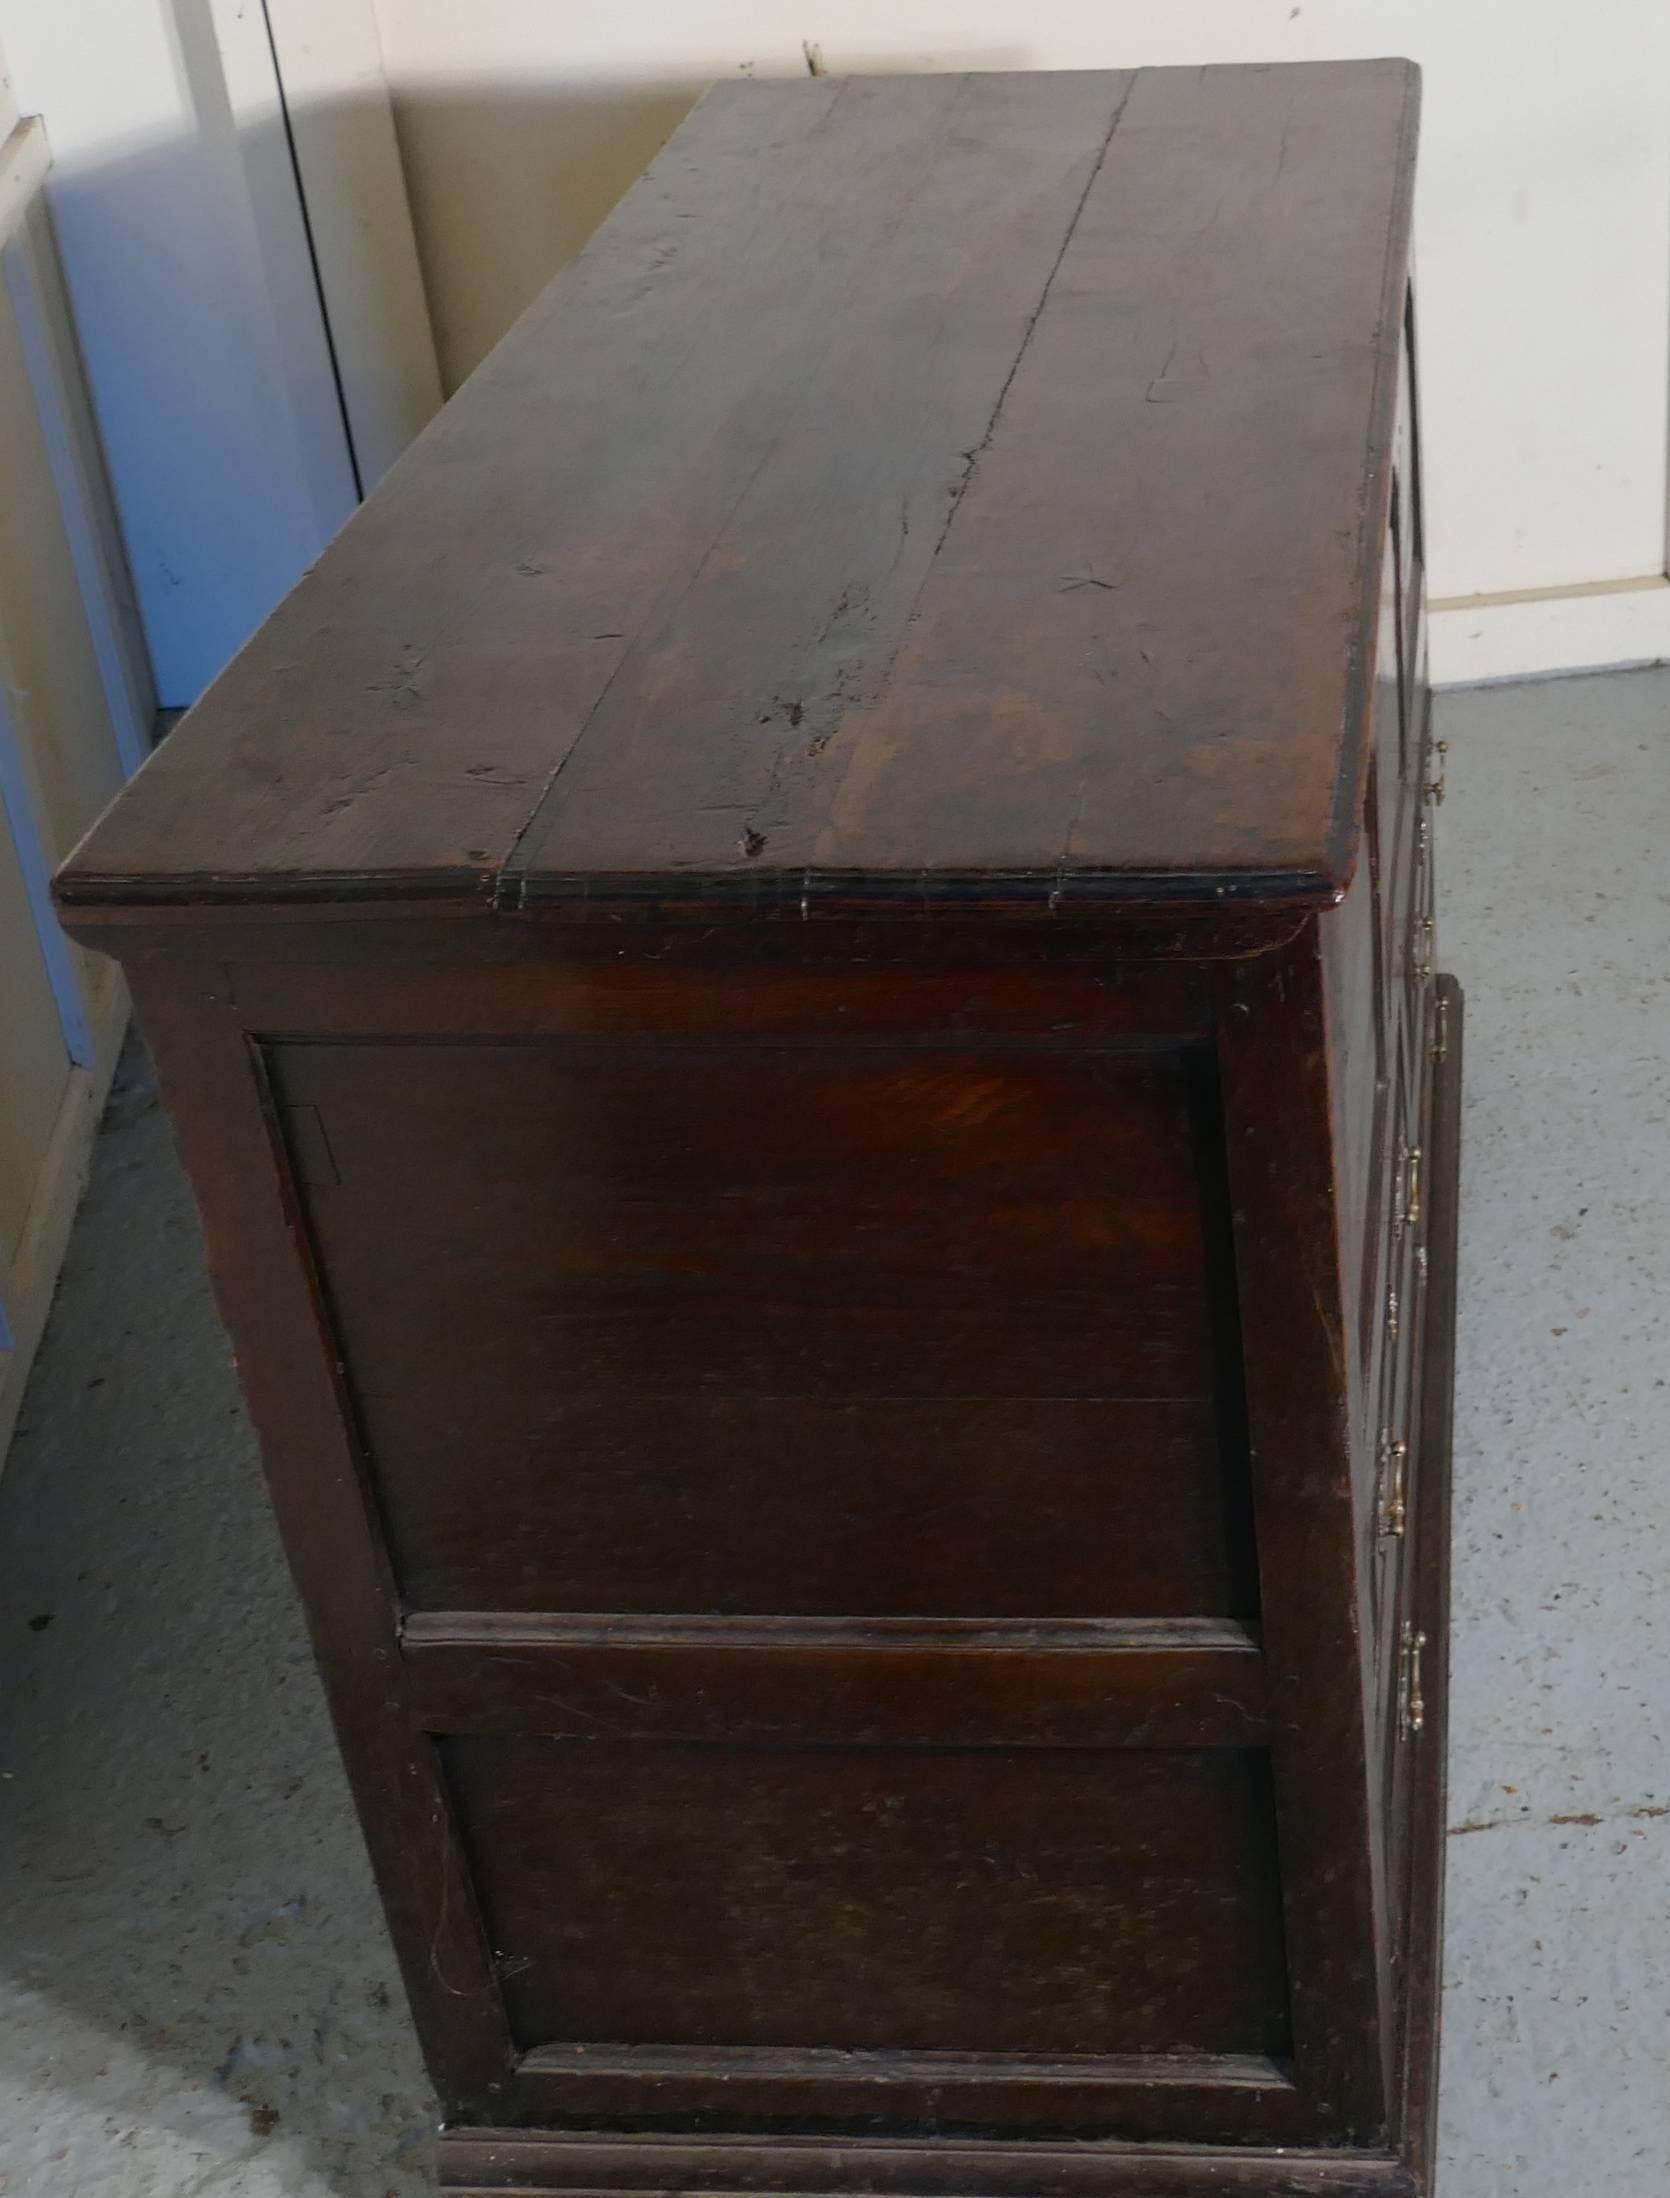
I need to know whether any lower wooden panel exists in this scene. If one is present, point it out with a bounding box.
[442,1735,1293,2062]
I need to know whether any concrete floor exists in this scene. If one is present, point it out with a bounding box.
[0,665,1666,2195]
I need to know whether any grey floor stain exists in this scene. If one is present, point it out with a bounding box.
[0,1046,435,2195]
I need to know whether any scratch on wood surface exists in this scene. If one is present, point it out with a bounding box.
[428,1813,474,1999]
[318,765,392,819]
[1049,777,1089,913]
[1308,1261,1346,1394]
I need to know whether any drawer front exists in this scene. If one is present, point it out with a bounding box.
[1374,803,1439,1598]
[1371,840,1439,1962]
[1370,524,1410,962]
[1370,1037,1421,1658]
[1344,510,1426,1448]
[1397,283,1426,690]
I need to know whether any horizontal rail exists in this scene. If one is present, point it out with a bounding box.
[401,1612,1267,1750]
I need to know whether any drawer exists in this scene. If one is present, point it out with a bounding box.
[1397,284,1426,688]
[1387,728,1439,1129]
[1367,524,1405,965]
[1400,321,1422,558]
[1351,782,1424,1444]
[1371,1007,1436,1940]
[1370,1054,1421,1652]
[1402,809,1436,1113]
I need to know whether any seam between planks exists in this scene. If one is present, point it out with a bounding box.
[490,74,981,916]
[494,71,1139,917]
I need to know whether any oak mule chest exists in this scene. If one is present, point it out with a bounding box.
[59,61,1461,2198]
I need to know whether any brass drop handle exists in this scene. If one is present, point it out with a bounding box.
[1378,1435,1408,1538]
[1394,1141,1423,1236]
[1425,738,1449,805]
[1406,1146,1423,1229]
[1413,915,1435,981]
[1399,1623,1428,1739]
[1430,992,1449,1062]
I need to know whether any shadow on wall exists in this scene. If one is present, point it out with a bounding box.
[383,55,1031,391]
[34,113,362,707]
[31,49,1030,709]
[393,79,706,392]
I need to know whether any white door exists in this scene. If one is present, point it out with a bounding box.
[0,0,437,706]
[0,75,148,1442]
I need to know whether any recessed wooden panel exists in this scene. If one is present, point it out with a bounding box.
[443,1736,1292,2062]
[376,1391,1251,1618]
[269,1034,1252,1620]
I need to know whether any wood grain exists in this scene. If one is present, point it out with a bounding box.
[442,1734,1292,2059]
[57,62,1417,925]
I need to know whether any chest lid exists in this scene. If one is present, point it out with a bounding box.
[58,60,1417,931]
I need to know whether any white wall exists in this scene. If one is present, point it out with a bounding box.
[370,0,1670,679]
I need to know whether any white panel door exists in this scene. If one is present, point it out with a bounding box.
[0,0,360,704]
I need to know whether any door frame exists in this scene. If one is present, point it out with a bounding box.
[0,104,134,1418]
[258,0,442,488]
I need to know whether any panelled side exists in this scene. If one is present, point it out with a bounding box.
[1215,924,1392,2143]
[212,932,1319,2144]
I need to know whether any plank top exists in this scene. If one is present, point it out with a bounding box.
[58,61,1418,927]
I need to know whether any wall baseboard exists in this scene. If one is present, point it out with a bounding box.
[0,961,127,1471]
[1430,577,1670,688]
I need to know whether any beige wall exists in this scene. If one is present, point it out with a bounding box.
[0,240,125,853]
[0,809,67,1267]
[369,0,1670,676]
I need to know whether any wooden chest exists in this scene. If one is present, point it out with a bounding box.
[58,61,1459,2198]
